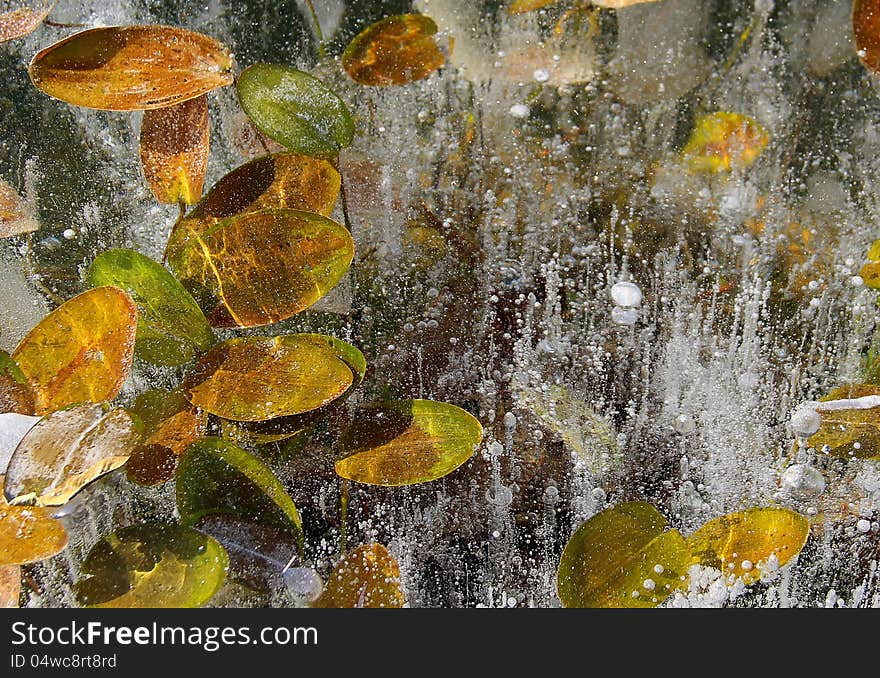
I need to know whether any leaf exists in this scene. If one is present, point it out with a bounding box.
[139,94,210,205]
[855,0,880,74]
[165,152,341,260]
[806,384,880,459]
[0,412,40,473]
[0,504,67,566]
[194,515,299,593]
[0,178,38,238]
[125,389,206,486]
[687,508,810,585]
[4,403,138,506]
[342,14,446,87]
[236,64,354,158]
[168,208,353,328]
[176,437,303,547]
[74,522,228,608]
[509,0,560,14]
[516,383,621,474]
[29,25,233,111]
[0,2,52,44]
[86,249,213,367]
[0,564,20,607]
[681,112,769,174]
[218,333,365,444]
[12,287,138,415]
[183,335,356,422]
[0,350,34,415]
[312,543,405,608]
[593,0,662,7]
[334,399,483,486]
[557,502,690,608]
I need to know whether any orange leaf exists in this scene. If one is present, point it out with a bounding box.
[139,95,210,205]
[312,543,405,608]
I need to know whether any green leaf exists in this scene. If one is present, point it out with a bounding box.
[176,437,303,549]
[557,502,690,608]
[334,399,482,486]
[74,522,228,608]
[235,64,354,158]
[0,350,34,415]
[167,208,353,328]
[86,249,213,366]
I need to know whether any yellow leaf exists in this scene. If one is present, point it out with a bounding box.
[557,502,690,607]
[12,287,138,415]
[807,384,880,459]
[0,504,67,566]
[335,399,483,486]
[687,507,810,584]
[342,14,446,87]
[183,334,355,422]
[29,25,233,111]
[0,564,20,607]
[682,112,769,174]
[75,523,228,608]
[4,403,138,506]
[139,95,210,205]
[509,0,560,13]
[312,543,405,608]
[168,208,353,328]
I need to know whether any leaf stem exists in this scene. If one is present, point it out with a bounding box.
[303,0,326,58]
[339,478,349,554]
[43,19,87,29]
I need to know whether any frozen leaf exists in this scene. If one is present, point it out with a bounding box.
[335,399,483,486]
[312,543,405,608]
[176,437,303,546]
[0,412,40,473]
[516,384,621,474]
[855,0,880,74]
[508,0,560,14]
[167,153,340,247]
[342,14,446,87]
[0,504,67,566]
[557,502,690,608]
[4,403,138,506]
[219,333,364,444]
[86,249,213,367]
[681,112,769,174]
[74,522,228,608]
[687,507,810,584]
[194,515,299,593]
[125,389,206,486]
[0,564,20,607]
[139,94,209,205]
[167,208,353,328]
[859,239,880,288]
[0,350,34,415]
[183,334,355,422]
[236,64,354,158]
[12,287,137,415]
[0,178,38,238]
[0,2,52,44]
[593,0,662,7]
[29,25,233,111]
[806,384,880,459]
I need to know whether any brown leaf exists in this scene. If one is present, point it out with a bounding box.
[855,0,880,73]
[139,95,210,205]
[0,178,38,238]
[312,543,405,608]
[29,25,233,111]
[0,564,20,607]
[0,2,52,44]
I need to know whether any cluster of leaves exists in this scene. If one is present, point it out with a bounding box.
[0,10,481,608]
[557,502,810,607]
